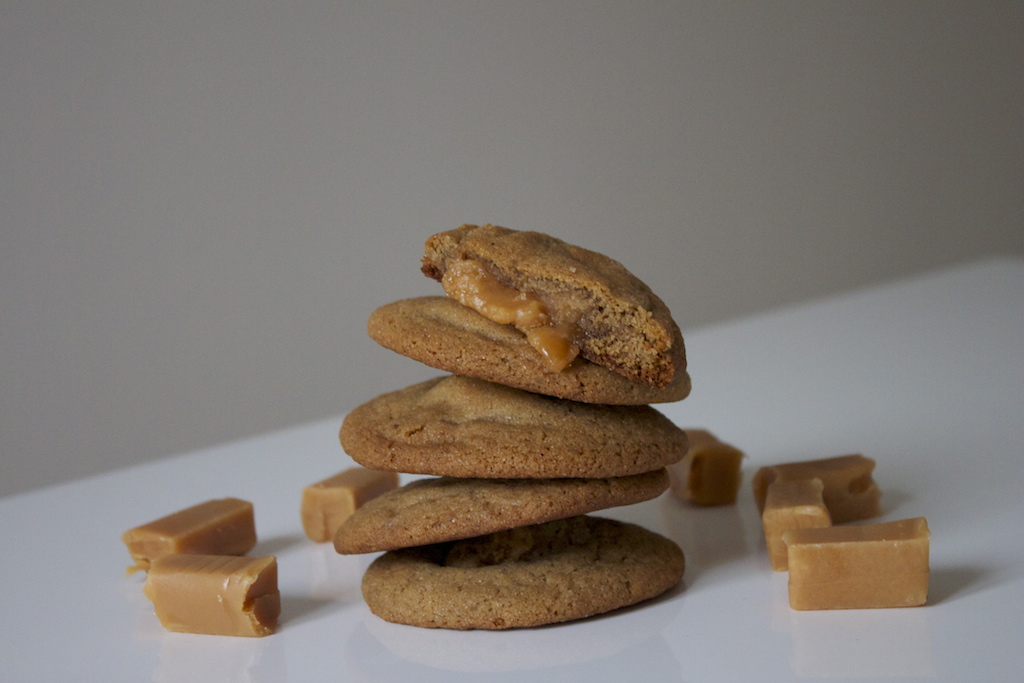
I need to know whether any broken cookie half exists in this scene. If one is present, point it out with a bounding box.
[421,224,686,388]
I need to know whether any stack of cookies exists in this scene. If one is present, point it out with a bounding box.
[334,224,690,630]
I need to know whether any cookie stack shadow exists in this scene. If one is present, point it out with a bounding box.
[333,224,691,630]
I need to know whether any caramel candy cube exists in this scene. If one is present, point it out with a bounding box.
[667,429,744,506]
[301,467,399,542]
[784,517,929,610]
[752,454,881,523]
[144,555,280,636]
[762,478,832,571]
[122,498,257,574]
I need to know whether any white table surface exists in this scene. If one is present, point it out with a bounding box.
[3,257,1022,682]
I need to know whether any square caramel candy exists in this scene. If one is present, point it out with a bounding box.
[762,478,832,571]
[144,555,280,636]
[300,467,399,542]
[667,429,745,506]
[784,517,930,610]
[752,454,881,523]
[122,498,257,574]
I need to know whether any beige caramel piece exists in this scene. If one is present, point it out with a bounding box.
[667,429,744,506]
[752,454,881,523]
[143,554,280,636]
[301,467,399,542]
[762,478,832,571]
[122,498,257,575]
[784,517,930,610]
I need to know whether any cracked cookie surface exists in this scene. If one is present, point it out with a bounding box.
[361,515,685,629]
[334,469,669,554]
[339,375,689,478]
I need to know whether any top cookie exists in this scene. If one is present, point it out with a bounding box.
[368,297,691,405]
[421,224,686,388]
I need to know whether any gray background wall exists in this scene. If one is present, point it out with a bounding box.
[3,1,1022,497]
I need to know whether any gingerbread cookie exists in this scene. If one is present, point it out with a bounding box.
[340,375,689,478]
[334,469,669,554]
[361,515,686,629]
[367,297,691,405]
[421,224,686,388]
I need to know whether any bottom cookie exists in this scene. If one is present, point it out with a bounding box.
[362,516,685,630]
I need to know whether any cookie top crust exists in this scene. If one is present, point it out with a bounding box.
[361,515,686,630]
[334,469,669,554]
[339,375,689,479]
[367,297,691,405]
[421,224,686,388]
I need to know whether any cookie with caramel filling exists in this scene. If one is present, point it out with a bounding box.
[361,515,685,630]
[368,297,690,405]
[339,375,689,479]
[421,224,686,388]
[334,469,669,554]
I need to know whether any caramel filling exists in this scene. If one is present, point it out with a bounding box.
[526,325,580,372]
[441,260,580,372]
